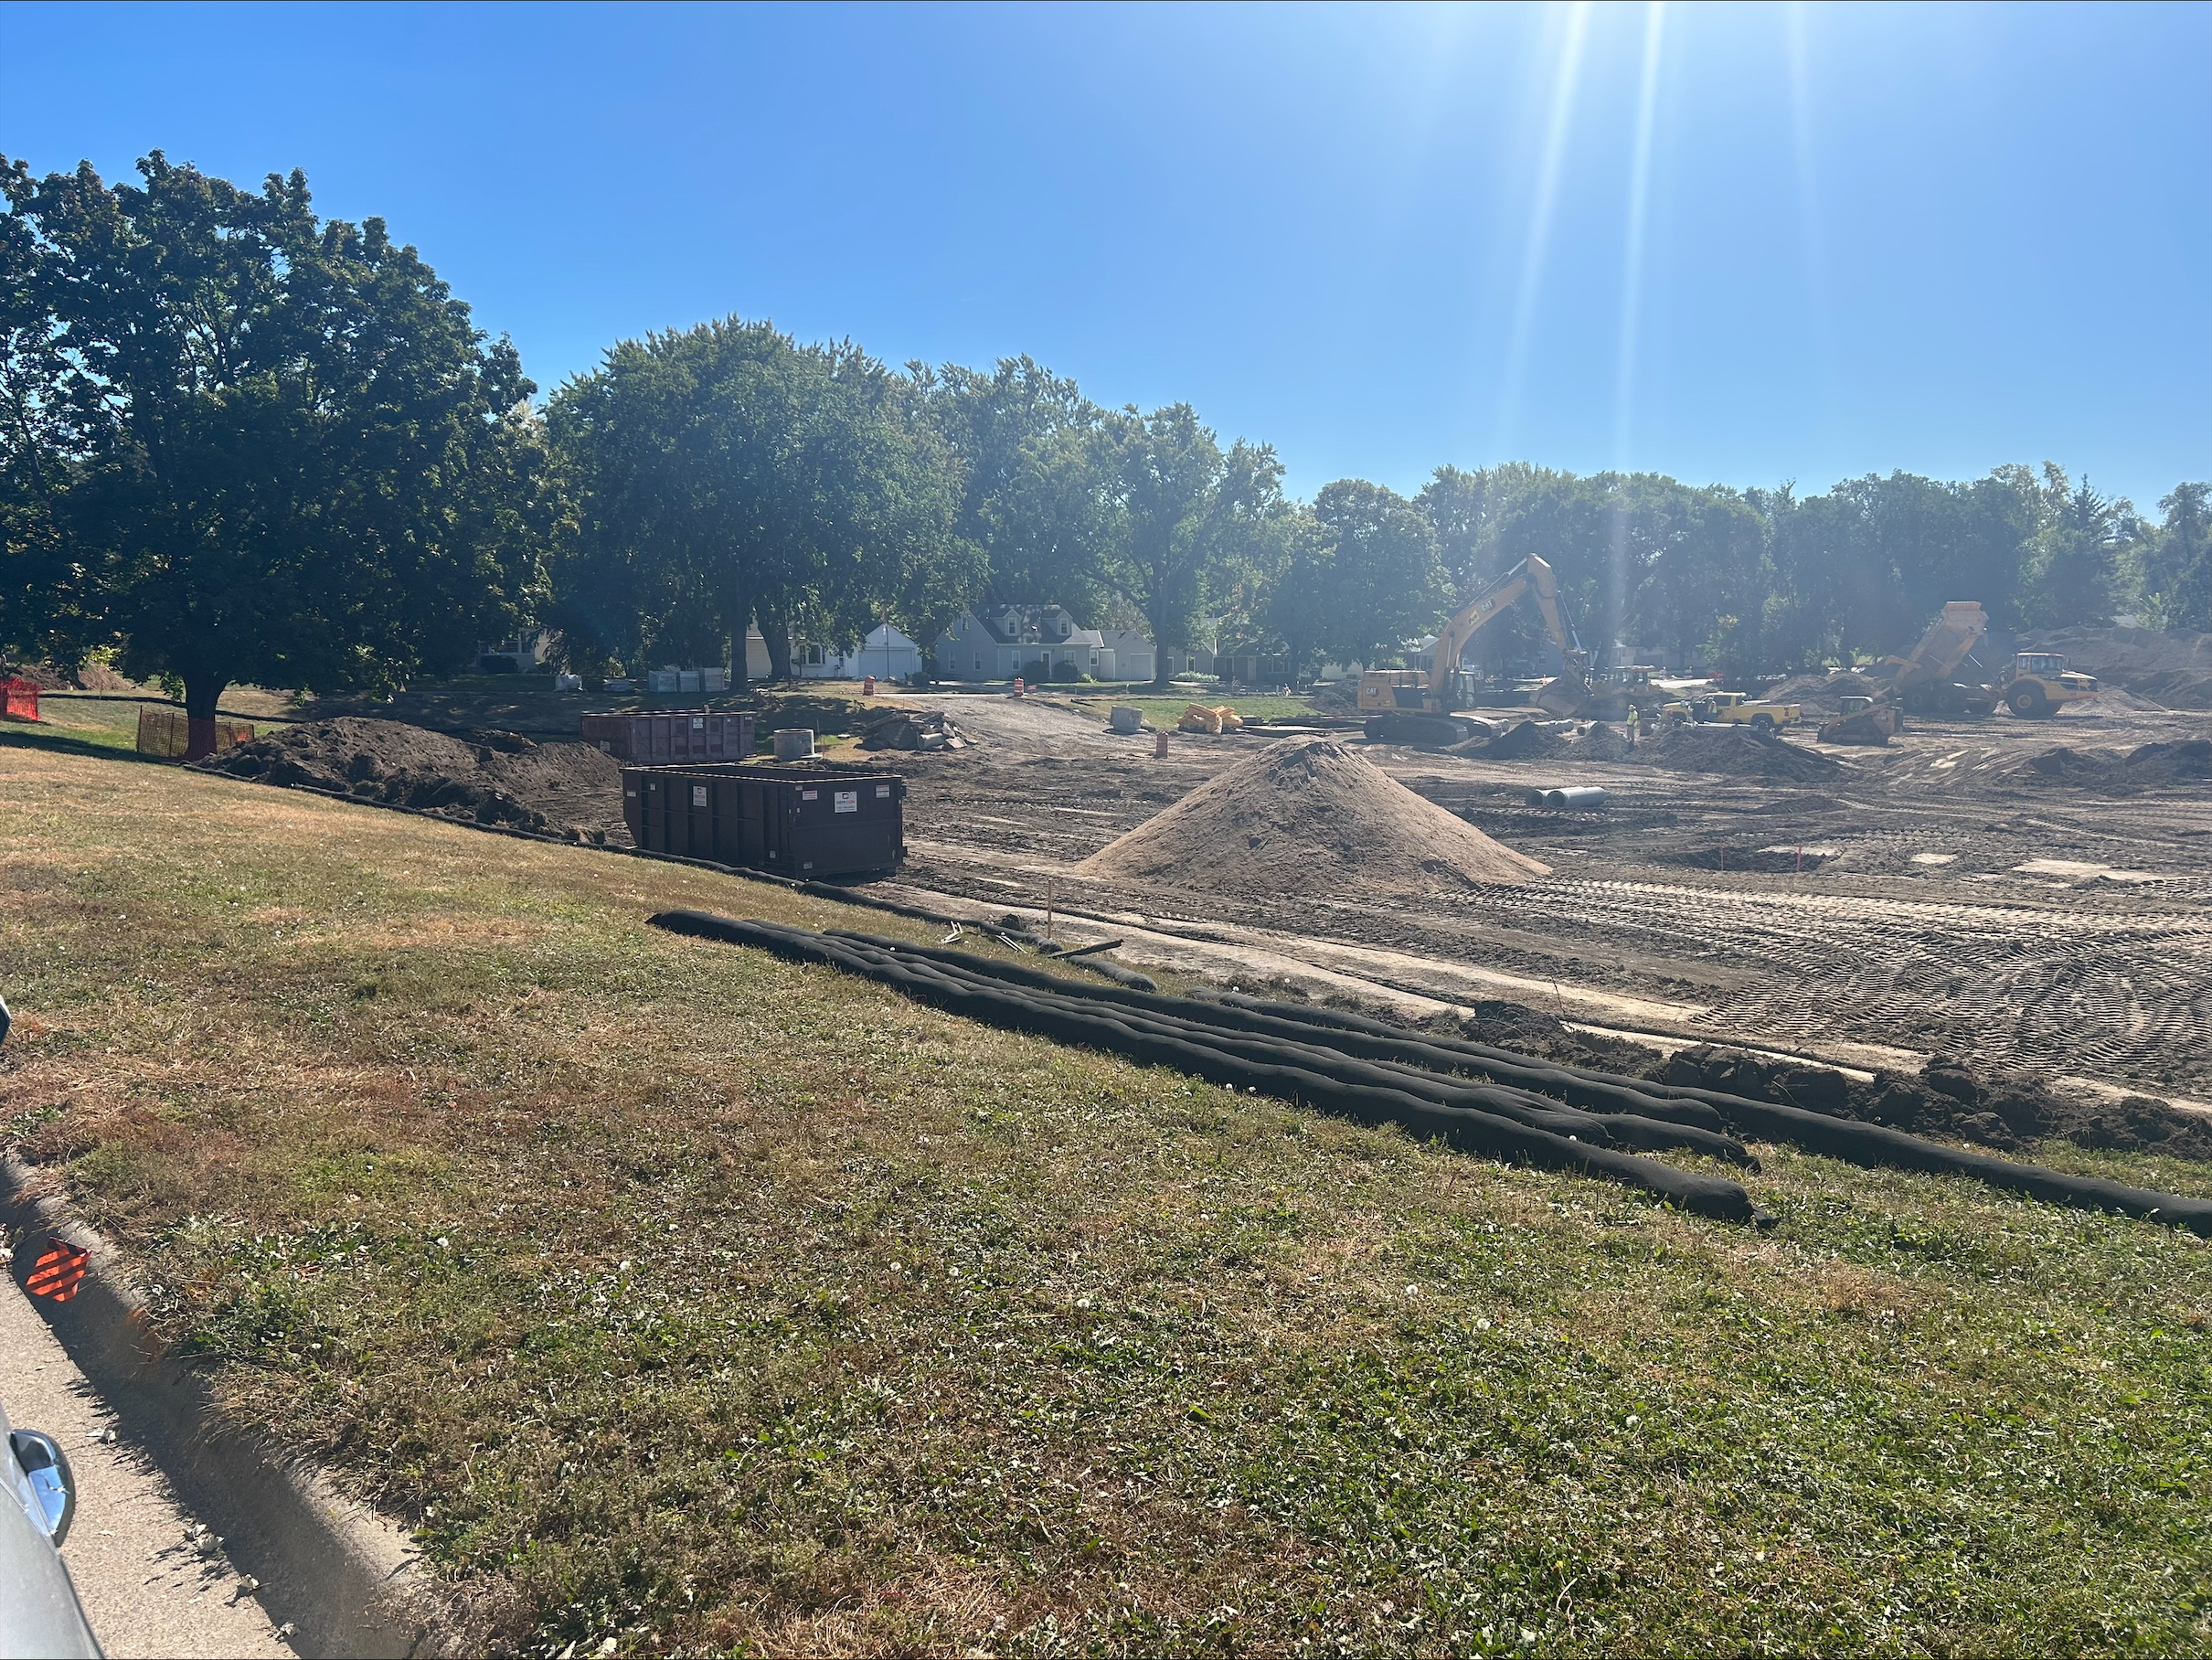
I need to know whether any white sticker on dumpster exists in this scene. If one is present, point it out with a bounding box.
[835,790,858,813]
[691,784,707,807]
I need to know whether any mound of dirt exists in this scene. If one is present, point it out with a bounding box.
[1078,738,1549,898]
[2000,739,2211,793]
[1638,724,1847,781]
[1575,722,1636,761]
[1769,669,1883,711]
[1651,1045,2212,1160]
[1476,719,1566,761]
[196,717,629,842]
[2119,739,2212,783]
[2016,624,2212,709]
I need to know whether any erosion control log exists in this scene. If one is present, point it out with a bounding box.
[650,910,1760,1224]
[652,910,2212,1237]
[814,931,1755,1167]
[826,931,1724,1130]
[1201,993,2212,1234]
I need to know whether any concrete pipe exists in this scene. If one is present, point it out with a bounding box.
[772,728,816,761]
[1545,786,1610,811]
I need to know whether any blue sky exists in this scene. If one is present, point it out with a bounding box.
[3,1,2207,510]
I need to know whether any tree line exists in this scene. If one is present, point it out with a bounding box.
[5,156,2207,748]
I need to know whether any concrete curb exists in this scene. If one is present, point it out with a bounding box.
[1,1155,441,1658]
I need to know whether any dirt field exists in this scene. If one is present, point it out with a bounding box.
[84,685,2210,1101]
[888,693,2212,1100]
[197,716,633,842]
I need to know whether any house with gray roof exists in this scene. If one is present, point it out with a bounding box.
[936,604,1135,681]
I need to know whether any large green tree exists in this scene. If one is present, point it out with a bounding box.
[915,356,1103,623]
[1759,468,2040,668]
[0,153,549,754]
[2143,482,2210,631]
[1091,404,1289,688]
[1480,472,1765,674]
[2018,473,2128,629]
[1257,510,1335,680]
[548,319,973,687]
[1305,479,1441,670]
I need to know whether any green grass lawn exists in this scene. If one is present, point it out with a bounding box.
[15,692,157,753]
[20,686,303,756]
[3,744,2207,1656]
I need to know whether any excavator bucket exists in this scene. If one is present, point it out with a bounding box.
[1534,674,1590,718]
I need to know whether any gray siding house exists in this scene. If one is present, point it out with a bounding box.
[937,605,1143,681]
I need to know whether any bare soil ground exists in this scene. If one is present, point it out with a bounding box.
[137,687,2212,1101]
[885,692,2212,1098]
[194,716,633,843]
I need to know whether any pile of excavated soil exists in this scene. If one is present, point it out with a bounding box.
[195,717,630,842]
[1637,725,1847,781]
[1574,722,1636,761]
[1473,719,1567,761]
[1999,739,2211,793]
[1654,1045,2212,1160]
[1078,738,1548,899]
[1769,669,1883,711]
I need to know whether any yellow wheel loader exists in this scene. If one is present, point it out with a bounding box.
[1999,653,2098,718]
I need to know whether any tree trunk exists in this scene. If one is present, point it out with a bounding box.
[183,671,228,762]
[761,606,794,683]
[725,578,753,694]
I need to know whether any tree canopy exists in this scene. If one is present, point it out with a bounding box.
[0,153,548,751]
[5,152,2207,708]
[547,320,973,688]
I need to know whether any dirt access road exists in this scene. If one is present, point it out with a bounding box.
[890,690,2212,1098]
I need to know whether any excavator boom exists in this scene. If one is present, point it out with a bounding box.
[1358,554,1592,740]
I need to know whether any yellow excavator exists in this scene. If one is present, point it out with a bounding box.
[1357,555,1600,744]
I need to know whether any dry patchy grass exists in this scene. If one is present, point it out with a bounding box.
[2,741,2209,1657]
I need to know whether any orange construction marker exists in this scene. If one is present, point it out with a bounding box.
[26,1238,90,1303]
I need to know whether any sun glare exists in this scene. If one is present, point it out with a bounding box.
[1492,0,1591,456]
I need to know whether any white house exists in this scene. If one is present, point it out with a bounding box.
[1100,628,1156,684]
[935,604,1132,681]
[475,631,553,673]
[795,623,923,681]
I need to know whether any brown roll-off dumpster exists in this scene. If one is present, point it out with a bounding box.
[622,762,906,878]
